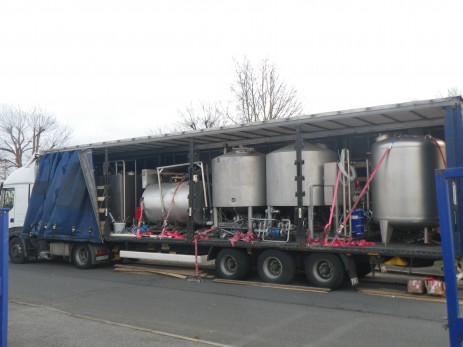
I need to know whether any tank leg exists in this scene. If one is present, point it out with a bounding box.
[248,206,253,230]
[213,208,219,227]
[379,220,393,244]
[308,206,314,238]
[424,227,429,244]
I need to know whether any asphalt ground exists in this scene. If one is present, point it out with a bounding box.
[9,301,224,347]
[8,261,450,347]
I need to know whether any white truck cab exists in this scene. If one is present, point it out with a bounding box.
[0,158,37,231]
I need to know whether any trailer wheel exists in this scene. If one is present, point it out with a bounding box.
[9,237,25,264]
[72,244,94,269]
[215,248,250,280]
[257,250,295,284]
[304,253,345,289]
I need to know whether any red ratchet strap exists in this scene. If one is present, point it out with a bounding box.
[336,143,393,236]
[429,137,447,167]
[160,179,186,237]
[307,235,375,247]
[159,230,187,239]
[196,227,216,241]
[229,230,259,247]
[135,200,145,239]
[318,168,341,242]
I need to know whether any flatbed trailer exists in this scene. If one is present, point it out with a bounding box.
[4,97,460,289]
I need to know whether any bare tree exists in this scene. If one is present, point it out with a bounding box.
[447,87,461,97]
[177,101,229,130]
[0,105,30,169]
[28,108,73,151]
[0,105,73,175]
[231,58,303,123]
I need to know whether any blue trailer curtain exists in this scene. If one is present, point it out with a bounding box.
[23,150,103,243]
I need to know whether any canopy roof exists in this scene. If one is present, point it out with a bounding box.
[49,97,462,156]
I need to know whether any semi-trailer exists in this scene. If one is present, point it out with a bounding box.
[1,97,459,289]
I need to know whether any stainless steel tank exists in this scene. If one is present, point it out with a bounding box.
[142,181,205,224]
[371,135,446,242]
[212,148,266,207]
[266,143,337,206]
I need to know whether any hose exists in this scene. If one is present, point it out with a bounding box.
[336,141,393,236]
[338,150,357,185]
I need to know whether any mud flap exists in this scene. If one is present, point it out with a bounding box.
[339,254,359,288]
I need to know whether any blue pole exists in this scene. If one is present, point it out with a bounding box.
[0,208,8,347]
[435,170,463,346]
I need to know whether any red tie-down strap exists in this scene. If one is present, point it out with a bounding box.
[135,200,145,239]
[307,235,375,247]
[229,230,260,247]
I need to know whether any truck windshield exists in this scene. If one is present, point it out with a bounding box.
[0,188,14,209]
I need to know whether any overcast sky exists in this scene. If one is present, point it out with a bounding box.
[1,0,462,145]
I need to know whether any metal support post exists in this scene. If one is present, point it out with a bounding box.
[103,148,110,238]
[0,208,8,347]
[187,138,196,241]
[294,126,305,243]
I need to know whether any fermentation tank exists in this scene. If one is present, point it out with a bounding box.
[266,143,337,206]
[212,148,266,208]
[142,181,205,224]
[371,135,446,243]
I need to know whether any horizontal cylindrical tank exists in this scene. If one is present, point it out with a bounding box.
[371,135,446,227]
[142,181,205,224]
[266,143,337,206]
[212,148,266,207]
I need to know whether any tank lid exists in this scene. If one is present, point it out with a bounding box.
[375,134,392,142]
[231,146,254,154]
[271,142,331,153]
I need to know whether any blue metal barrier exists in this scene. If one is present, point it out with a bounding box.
[436,168,463,347]
[0,208,8,346]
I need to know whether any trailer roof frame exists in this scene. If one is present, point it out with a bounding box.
[47,97,463,156]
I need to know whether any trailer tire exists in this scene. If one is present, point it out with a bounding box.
[304,253,345,289]
[9,237,26,264]
[72,244,94,269]
[215,248,250,280]
[257,250,295,284]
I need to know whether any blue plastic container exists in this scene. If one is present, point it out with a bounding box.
[351,208,365,238]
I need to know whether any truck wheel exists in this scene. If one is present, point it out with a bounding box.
[72,244,94,269]
[257,250,295,284]
[215,248,251,280]
[304,253,345,289]
[9,237,26,264]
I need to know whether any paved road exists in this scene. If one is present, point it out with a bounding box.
[8,261,450,346]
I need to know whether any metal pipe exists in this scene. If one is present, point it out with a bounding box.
[205,164,212,211]
[347,150,352,236]
[198,162,208,208]
[342,150,347,235]
[157,167,165,217]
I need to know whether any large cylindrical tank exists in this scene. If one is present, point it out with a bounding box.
[212,148,266,207]
[142,181,205,224]
[371,135,446,226]
[266,143,337,206]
